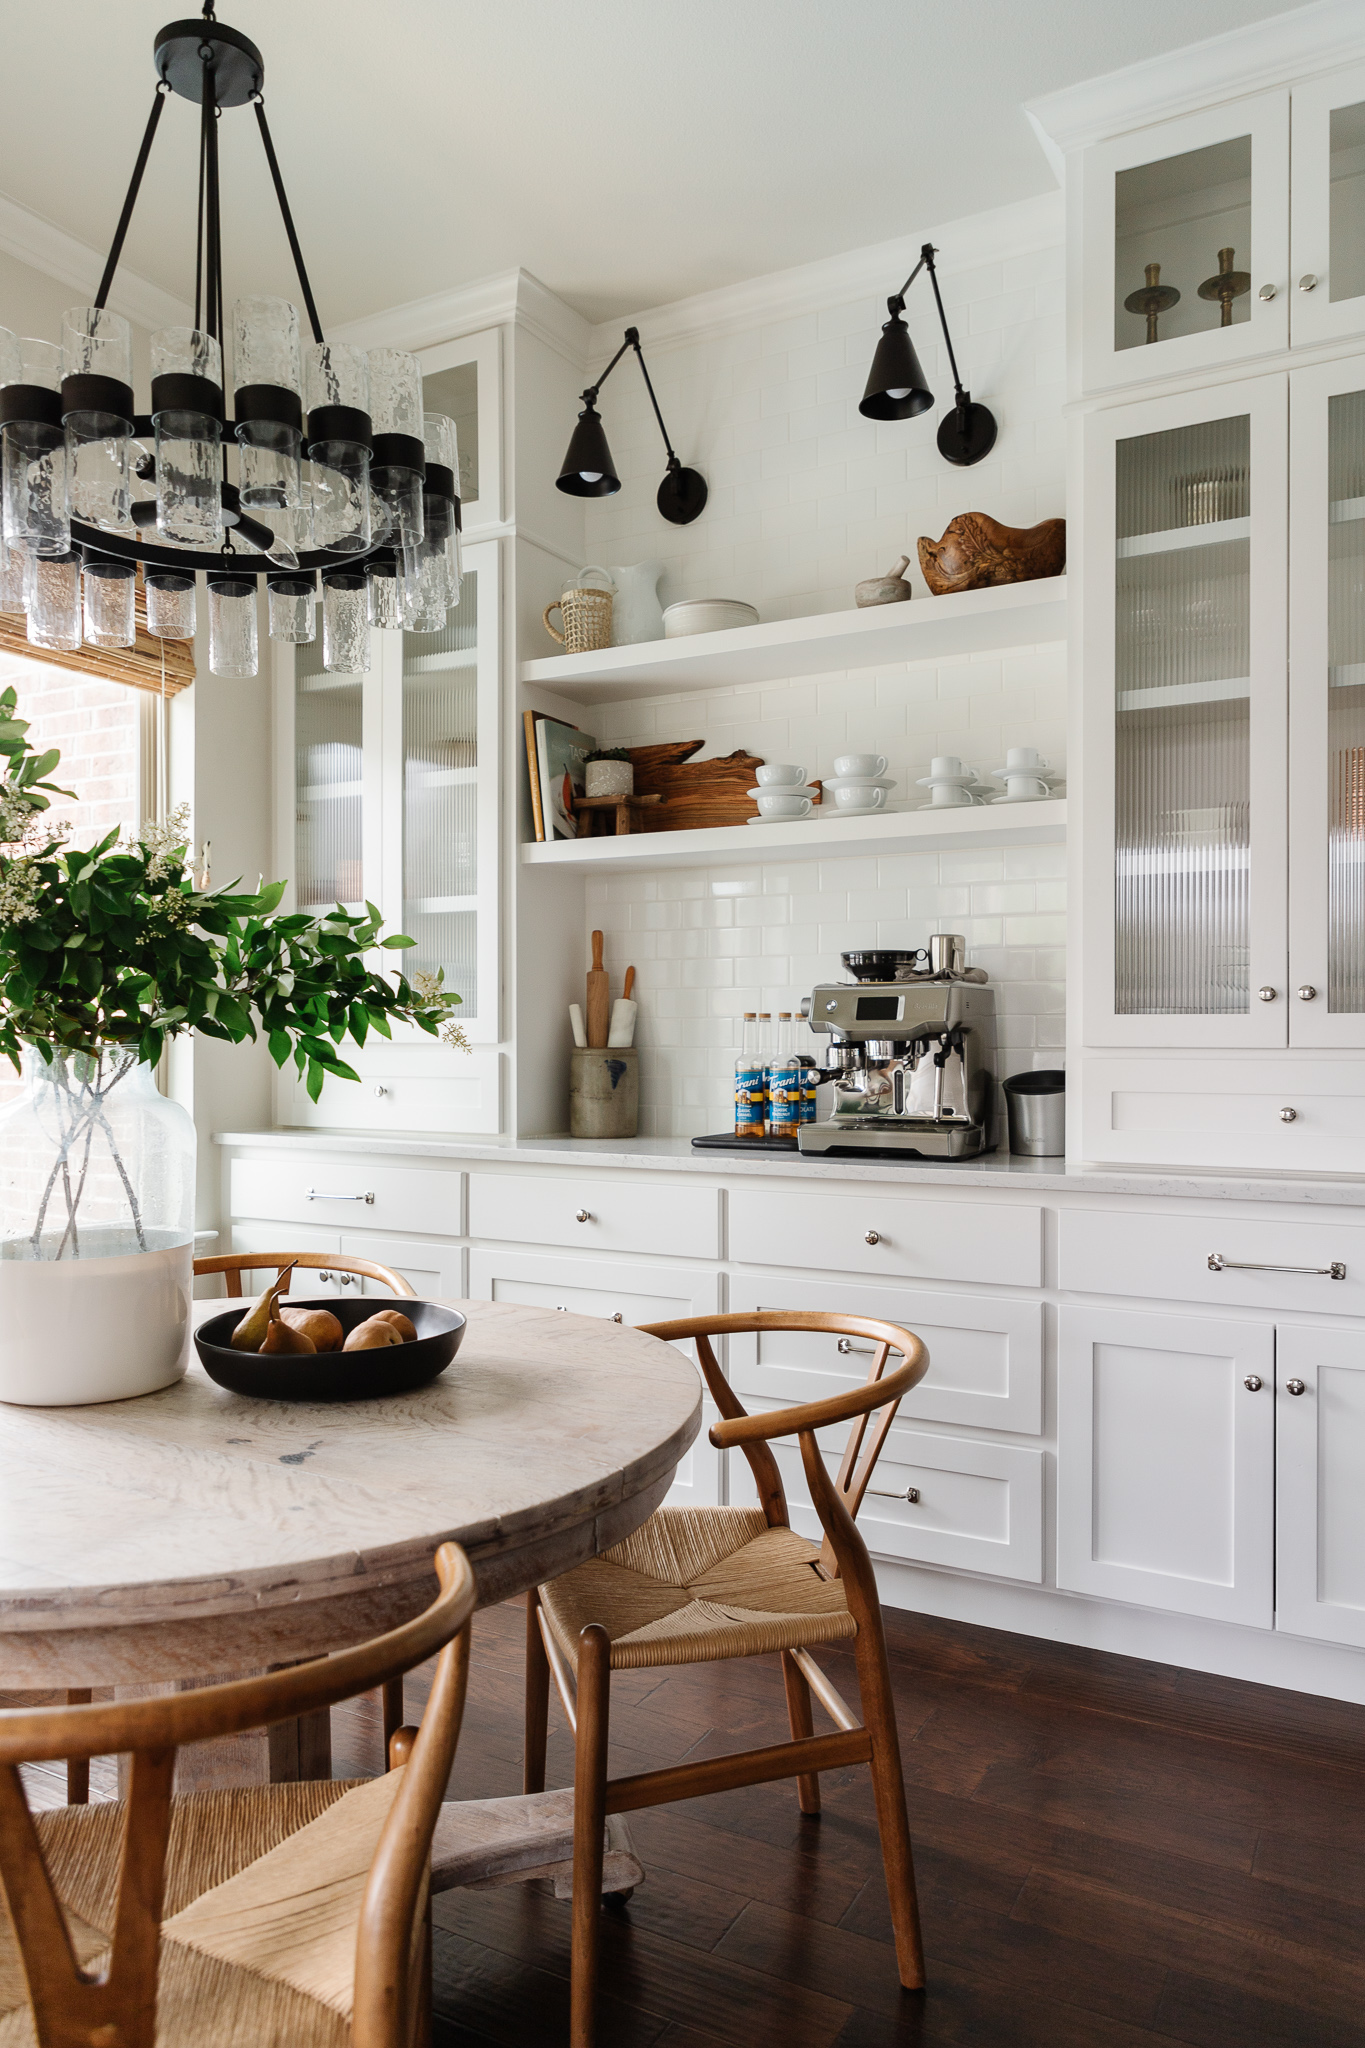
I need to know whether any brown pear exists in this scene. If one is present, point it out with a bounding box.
[280,1306,344,1353]
[230,1261,300,1352]
[260,1308,317,1355]
[342,1316,403,1352]
[372,1308,417,1343]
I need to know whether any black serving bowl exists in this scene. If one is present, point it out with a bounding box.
[195,1297,466,1403]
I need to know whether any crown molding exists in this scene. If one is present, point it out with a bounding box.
[331,267,591,367]
[0,193,192,333]
[1025,0,1365,157]
[584,191,1064,365]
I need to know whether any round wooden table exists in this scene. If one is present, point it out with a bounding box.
[0,1300,701,1692]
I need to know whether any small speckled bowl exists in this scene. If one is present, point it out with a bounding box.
[195,1297,466,1402]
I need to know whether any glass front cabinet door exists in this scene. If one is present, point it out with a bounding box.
[273,535,502,1132]
[1288,62,1365,349]
[1080,92,1289,393]
[1080,376,1289,1046]
[1289,355,1365,1046]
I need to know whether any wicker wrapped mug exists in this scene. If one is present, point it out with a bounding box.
[544,575,614,654]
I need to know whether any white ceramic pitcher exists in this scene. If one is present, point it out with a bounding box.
[583,562,666,645]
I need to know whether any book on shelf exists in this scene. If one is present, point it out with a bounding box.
[523,710,546,841]
[532,716,596,840]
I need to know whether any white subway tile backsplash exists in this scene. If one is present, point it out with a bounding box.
[577,224,1067,1133]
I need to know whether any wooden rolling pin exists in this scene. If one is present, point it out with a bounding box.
[609,965,637,1048]
[586,929,610,1048]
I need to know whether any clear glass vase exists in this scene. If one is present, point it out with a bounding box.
[0,1049,195,1405]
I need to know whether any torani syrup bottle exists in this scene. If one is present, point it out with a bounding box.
[766,1013,803,1138]
[733,1013,765,1137]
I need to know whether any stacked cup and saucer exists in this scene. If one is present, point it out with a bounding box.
[748,761,820,823]
[915,755,983,809]
[820,753,899,818]
[987,746,1061,804]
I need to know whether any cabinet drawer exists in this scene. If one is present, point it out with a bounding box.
[728,1188,1042,1289]
[731,1417,1043,1583]
[277,1048,501,1136]
[1059,1207,1365,1316]
[1077,1057,1365,1174]
[468,1174,719,1261]
[230,1158,465,1239]
[727,1273,1043,1434]
[339,1233,466,1302]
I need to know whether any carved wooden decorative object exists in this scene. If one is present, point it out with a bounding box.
[626,740,768,831]
[917,513,1066,597]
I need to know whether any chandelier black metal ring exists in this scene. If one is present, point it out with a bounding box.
[0,2,463,677]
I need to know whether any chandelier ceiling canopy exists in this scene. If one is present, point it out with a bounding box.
[0,4,463,678]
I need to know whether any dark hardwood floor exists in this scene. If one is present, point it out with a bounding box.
[330,1601,1365,2048]
[15,1600,1365,2044]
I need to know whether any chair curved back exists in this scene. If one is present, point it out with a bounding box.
[0,1543,476,2048]
[194,1250,418,1298]
[638,1311,929,1577]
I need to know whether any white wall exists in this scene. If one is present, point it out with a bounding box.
[558,196,1068,1136]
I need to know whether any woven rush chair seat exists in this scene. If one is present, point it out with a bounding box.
[0,1543,475,2048]
[0,1777,396,2047]
[539,1505,859,1672]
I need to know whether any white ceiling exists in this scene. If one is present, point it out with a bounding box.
[0,0,1326,330]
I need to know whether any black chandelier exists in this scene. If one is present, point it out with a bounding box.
[859,243,997,467]
[0,4,463,677]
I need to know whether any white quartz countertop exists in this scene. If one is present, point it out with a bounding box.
[213,1129,1365,1208]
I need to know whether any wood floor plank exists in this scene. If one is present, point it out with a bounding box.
[1152,1966,1365,2048]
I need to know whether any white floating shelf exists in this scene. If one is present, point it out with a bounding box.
[519,577,1067,704]
[1116,518,1249,558]
[520,799,1066,874]
[1331,663,1365,689]
[1330,497,1365,524]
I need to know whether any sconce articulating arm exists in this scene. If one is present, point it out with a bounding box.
[561,325,707,522]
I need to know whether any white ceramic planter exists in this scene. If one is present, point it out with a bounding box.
[0,1228,192,1406]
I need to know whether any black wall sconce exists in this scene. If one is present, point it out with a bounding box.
[556,326,707,524]
[860,244,997,467]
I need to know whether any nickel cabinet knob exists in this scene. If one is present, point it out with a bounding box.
[1244,1375,1263,1391]
[1258,282,1277,301]
[1286,1378,1307,1396]
[1280,1107,1298,1123]
[865,1230,881,1246]
[1258,985,1278,1002]
[1298,986,1318,1000]
[575,1208,592,1223]
[1299,274,1319,291]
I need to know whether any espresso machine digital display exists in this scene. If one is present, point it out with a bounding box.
[854,995,901,1022]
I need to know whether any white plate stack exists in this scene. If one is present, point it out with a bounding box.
[663,598,759,638]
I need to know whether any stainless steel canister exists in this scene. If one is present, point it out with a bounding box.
[1003,1069,1066,1157]
[928,932,965,976]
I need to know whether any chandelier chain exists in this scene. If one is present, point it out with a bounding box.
[93,89,169,312]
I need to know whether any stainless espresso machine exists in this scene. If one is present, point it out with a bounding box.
[797,938,997,1159]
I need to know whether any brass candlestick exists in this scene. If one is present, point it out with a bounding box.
[1198,245,1251,327]
[1124,261,1180,345]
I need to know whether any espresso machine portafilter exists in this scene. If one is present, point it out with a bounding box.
[797,941,996,1159]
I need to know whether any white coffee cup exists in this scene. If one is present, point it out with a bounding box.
[756,791,813,818]
[1002,746,1049,773]
[929,783,976,808]
[929,755,970,780]
[832,783,886,811]
[834,752,888,780]
[755,762,807,788]
[1002,775,1049,800]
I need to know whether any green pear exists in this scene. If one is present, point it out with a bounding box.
[230,1260,300,1352]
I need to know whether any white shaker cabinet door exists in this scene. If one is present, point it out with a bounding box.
[467,1248,721,1506]
[1057,1306,1274,1626]
[1276,1324,1365,1648]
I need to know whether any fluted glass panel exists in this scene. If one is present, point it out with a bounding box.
[295,632,363,913]
[1327,389,1365,1010]
[402,564,478,1015]
[1330,101,1365,305]
[1115,414,1251,1013]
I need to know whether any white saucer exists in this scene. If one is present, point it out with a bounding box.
[747,813,813,825]
[820,774,897,793]
[989,790,1058,804]
[915,772,980,790]
[823,802,890,819]
[747,785,818,800]
[917,796,979,811]
[989,766,1052,781]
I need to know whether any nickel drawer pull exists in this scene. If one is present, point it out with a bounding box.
[1208,1252,1345,1280]
[837,1338,877,1356]
[869,1485,920,1504]
[305,1189,376,1204]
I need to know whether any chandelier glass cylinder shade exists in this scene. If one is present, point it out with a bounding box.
[555,326,708,525]
[0,8,465,677]
[858,243,998,467]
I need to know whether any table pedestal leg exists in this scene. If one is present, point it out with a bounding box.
[116,1673,332,1794]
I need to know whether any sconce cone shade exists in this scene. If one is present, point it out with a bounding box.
[859,314,933,422]
[556,404,620,498]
